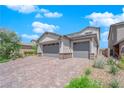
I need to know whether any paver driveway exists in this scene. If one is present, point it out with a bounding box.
[0,56,90,88]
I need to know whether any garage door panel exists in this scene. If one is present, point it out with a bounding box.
[73,41,89,58]
[43,43,59,57]
[43,45,59,53]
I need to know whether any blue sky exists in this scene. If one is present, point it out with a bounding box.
[0,5,124,48]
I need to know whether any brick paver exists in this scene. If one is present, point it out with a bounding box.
[0,56,90,88]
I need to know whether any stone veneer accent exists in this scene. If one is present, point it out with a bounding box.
[89,53,95,60]
[59,53,72,59]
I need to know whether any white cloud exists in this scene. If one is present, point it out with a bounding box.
[101,31,109,42]
[35,13,43,18]
[22,34,39,39]
[32,21,59,33]
[123,8,124,12]
[40,8,49,13]
[6,5,37,14]
[40,8,63,18]
[44,12,63,18]
[86,8,124,27]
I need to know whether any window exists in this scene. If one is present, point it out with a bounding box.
[85,32,92,35]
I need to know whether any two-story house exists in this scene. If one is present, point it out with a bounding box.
[37,26,100,59]
[108,22,124,58]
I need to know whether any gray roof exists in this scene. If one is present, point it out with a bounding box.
[37,32,61,42]
[37,26,100,42]
[67,26,100,36]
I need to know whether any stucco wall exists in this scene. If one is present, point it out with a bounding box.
[37,44,42,54]
[39,34,59,43]
[117,26,124,42]
[68,28,100,47]
[60,39,72,53]
[93,38,97,56]
[108,26,117,49]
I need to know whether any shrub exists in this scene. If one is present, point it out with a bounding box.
[65,76,102,88]
[107,57,115,65]
[11,53,23,60]
[109,79,119,88]
[85,68,91,76]
[0,56,10,63]
[118,63,124,70]
[17,53,23,58]
[0,28,20,59]
[120,56,124,64]
[93,59,105,69]
[118,56,124,70]
[109,65,119,75]
[24,51,35,56]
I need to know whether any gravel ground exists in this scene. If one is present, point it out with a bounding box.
[90,56,124,88]
[0,56,90,88]
[91,66,124,87]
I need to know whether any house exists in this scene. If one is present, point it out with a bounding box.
[37,26,100,59]
[108,22,124,58]
[19,43,35,56]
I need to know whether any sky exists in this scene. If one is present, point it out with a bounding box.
[0,5,124,48]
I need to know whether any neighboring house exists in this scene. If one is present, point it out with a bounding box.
[108,22,124,58]
[37,26,100,59]
[19,43,35,56]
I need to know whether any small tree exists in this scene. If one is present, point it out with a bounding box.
[0,28,21,59]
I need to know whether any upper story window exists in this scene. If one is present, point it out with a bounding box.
[85,32,92,35]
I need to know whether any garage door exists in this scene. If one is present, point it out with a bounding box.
[43,43,59,57]
[73,41,90,58]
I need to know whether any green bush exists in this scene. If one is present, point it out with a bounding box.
[118,56,124,70]
[0,56,10,63]
[107,57,115,65]
[65,76,102,88]
[24,51,35,56]
[109,79,119,88]
[109,65,119,75]
[17,53,23,58]
[85,68,91,76]
[93,59,105,69]
[11,53,23,60]
[120,56,124,64]
[0,28,21,59]
[118,63,124,70]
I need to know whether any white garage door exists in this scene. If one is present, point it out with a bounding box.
[73,41,90,58]
[43,43,59,57]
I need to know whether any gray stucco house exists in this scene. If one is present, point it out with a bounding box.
[37,26,100,59]
[108,22,124,58]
